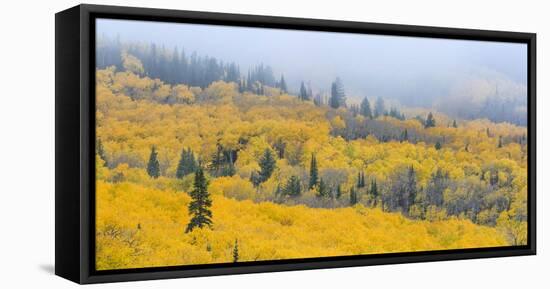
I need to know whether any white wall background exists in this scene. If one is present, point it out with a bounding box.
[0,0,547,287]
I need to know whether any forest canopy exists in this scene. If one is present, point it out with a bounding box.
[95,46,527,270]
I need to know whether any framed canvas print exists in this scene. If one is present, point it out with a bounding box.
[55,4,536,284]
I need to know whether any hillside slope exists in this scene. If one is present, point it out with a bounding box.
[96,180,507,270]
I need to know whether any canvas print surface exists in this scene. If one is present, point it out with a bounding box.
[95,19,528,270]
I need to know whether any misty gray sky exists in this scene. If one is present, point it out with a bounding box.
[96,18,527,111]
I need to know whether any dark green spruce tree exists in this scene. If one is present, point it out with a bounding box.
[360,97,373,119]
[329,77,346,109]
[309,153,319,189]
[176,148,197,179]
[147,146,161,178]
[350,187,358,206]
[425,112,436,128]
[209,145,225,176]
[357,171,366,188]
[258,149,276,183]
[279,75,288,93]
[317,178,330,198]
[400,129,409,142]
[176,148,187,179]
[232,239,239,262]
[284,176,302,197]
[249,171,261,187]
[185,168,213,233]
[369,179,378,206]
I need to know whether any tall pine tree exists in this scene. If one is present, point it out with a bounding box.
[317,178,330,198]
[400,129,409,142]
[309,153,319,189]
[232,239,239,262]
[147,146,160,178]
[360,97,373,119]
[356,171,366,188]
[284,176,302,196]
[329,77,346,109]
[176,148,187,179]
[350,187,358,206]
[425,112,436,128]
[185,168,213,233]
[279,74,288,93]
[374,97,386,118]
[370,179,378,206]
[176,148,197,179]
[258,149,276,183]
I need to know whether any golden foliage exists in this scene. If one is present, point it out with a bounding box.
[95,68,527,270]
[96,180,507,270]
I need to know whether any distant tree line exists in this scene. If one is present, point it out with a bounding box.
[97,37,280,90]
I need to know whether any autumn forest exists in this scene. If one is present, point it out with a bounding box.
[95,30,528,270]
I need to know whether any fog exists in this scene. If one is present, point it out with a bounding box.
[97,18,528,125]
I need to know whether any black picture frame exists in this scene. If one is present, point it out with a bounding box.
[55,4,537,284]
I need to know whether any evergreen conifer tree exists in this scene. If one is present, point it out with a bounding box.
[209,145,225,176]
[284,176,302,196]
[250,171,261,187]
[309,153,319,189]
[329,77,346,109]
[147,146,161,178]
[425,112,436,128]
[400,129,409,142]
[317,178,329,198]
[370,179,378,206]
[357,171,366,188]
[279,75,288,93]
[176,148,186,179]
[258,149,276,183]
[350,187,358,206]
[374,97,386,118]
[185,168,213,233]
[176,148,197,178]
[299,81,308,101]
[232,239,239,262]
[360,97,373,119]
